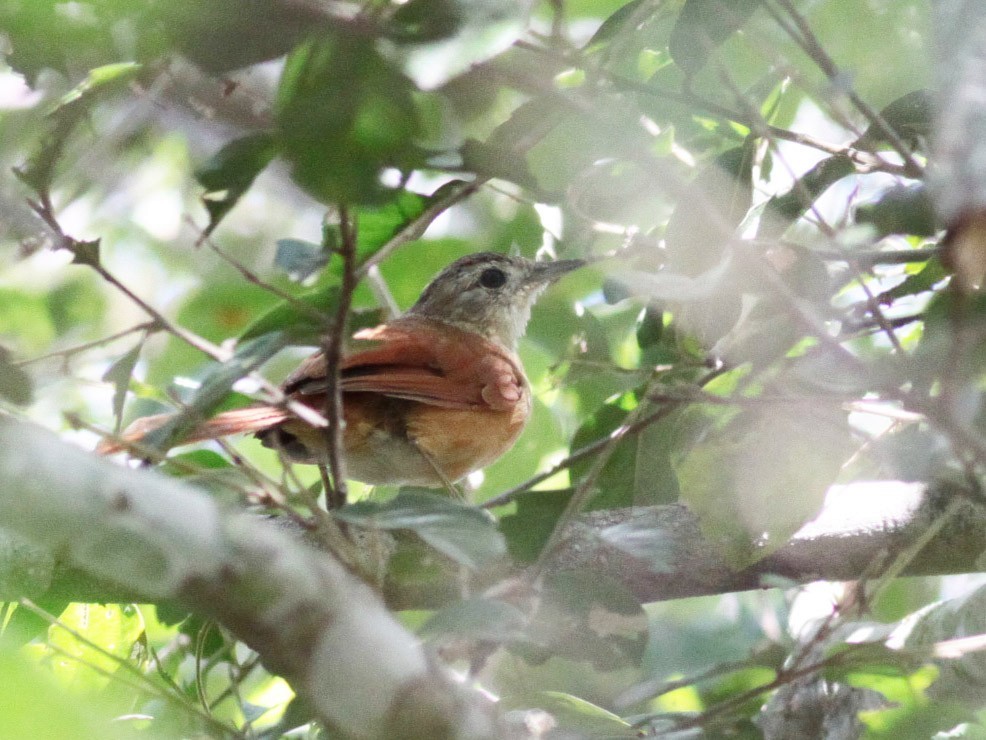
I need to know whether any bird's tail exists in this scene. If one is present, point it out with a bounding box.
[96,406,292,454]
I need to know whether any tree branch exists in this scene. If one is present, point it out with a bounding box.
[0,419,498,740]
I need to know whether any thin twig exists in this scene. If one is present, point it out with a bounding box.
[321,207,358,508]
[13,321,158,367]
[356,179,482,278]
[512,39,911,177]
[769,0,924,178]
[195,221,331,327]
[19,599,242,739]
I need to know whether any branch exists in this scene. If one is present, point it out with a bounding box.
[0,419,498,740]
[5,415,986,633]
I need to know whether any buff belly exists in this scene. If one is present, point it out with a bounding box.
[258,393,529,487]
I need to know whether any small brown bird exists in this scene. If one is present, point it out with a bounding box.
[103,252,582,487]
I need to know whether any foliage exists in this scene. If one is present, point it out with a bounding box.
[4,0,986,737]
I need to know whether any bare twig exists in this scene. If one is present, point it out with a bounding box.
[321,207,358,508]
[356,179,482,279]
[768,0,924,178]
[13,321,158,367]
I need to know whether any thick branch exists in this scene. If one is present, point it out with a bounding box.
[0,419,497,740]
[546,482,984,604]
[4,421,986,624]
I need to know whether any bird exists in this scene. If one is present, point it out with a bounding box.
[101,252,583,488]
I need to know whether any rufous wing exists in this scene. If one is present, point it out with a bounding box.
[283,318,526,411]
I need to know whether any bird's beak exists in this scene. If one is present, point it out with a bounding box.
[526,258,584,285]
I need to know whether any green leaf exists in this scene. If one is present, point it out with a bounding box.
[154,0,325,74]
[102,342,142,428]
[586,0,649,47]
[568,400,678,510]
[336,489,506,569]
[238,286,339,344]
[355,188,431,256]
[856,184,939,238]
[669,0,763,77]
[46,603,144,690]
[386,0,464,43]
[55,62,142,110]
[759,155,856,240]
[148,281,284,385]
[536,692,635,736]
[459,139,537,189]
[498,489,574,563]
[856,90,933,152]
[276,34,421,204]
[195,133,278,237]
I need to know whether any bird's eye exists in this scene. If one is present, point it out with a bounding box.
[479,267,508,289]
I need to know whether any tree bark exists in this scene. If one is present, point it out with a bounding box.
[2,419,984,733]
[0,419,498,740]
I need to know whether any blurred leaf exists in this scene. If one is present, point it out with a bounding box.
[239,285,337,344]
[420,598,527,642]
[239,292,385,348]
[759,155,856,240]
[536,691,636,736]
[460,138,537,189]
[165,449,233,473]
[15,62,140,198]
[45,277,107,335]
[395,0,525,89]
[386,0,464,42]
[337,489,506,569]
[275,239,328,282]
[55,62,142,109]
[0,2,138,84]
[102,342,142,428]
[47,603,144,690]
[276,34,421,203]
[670,0,763,78]
[147,281,284,387]
[0,289,56,353]
[587,0,649,47]
[499,489,574,563]
[195,132,278,237]
[155,0,328,73]
[856,90,933,152]
[856,184,939,238]
[569,400,677,509]
[0,641,122,739]
[902,583,986,705]
[677,406,854,566]
[873,257,947,305]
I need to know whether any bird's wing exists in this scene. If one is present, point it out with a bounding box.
[282,319,525,411]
